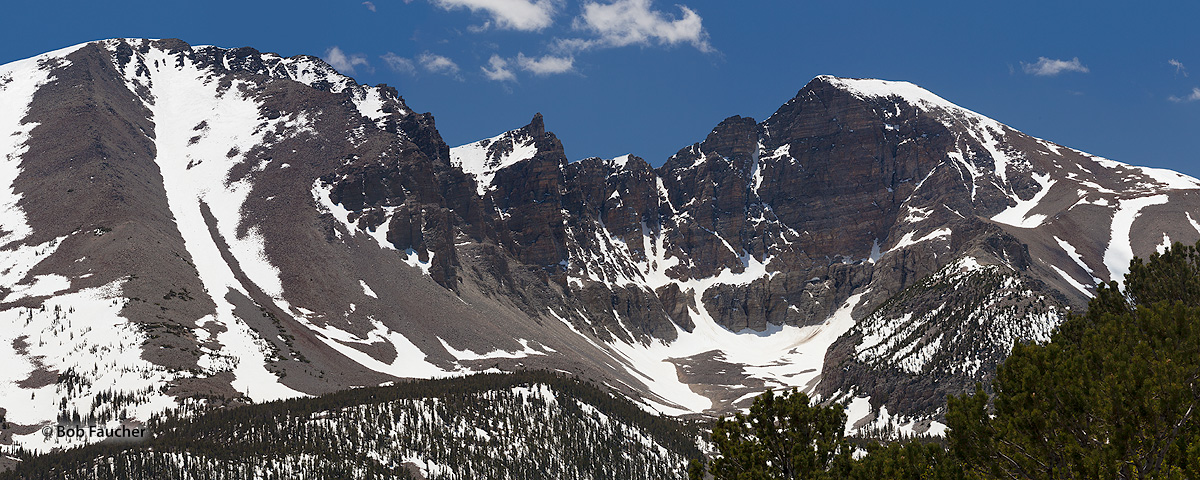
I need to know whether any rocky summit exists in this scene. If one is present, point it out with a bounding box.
[0,38,1198,452]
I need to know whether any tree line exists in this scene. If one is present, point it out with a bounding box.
[2,371,701,479]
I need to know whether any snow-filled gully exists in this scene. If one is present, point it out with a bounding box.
[133,47,305,402]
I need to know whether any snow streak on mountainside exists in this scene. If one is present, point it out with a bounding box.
[1,38,1199,456]
[130,43,309,402]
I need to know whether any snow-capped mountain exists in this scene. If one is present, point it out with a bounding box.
[0,38,1197,452]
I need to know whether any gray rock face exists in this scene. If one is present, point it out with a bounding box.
[1,40,1199,443]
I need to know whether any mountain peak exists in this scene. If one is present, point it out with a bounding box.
[700,115,759,163]
[525,112,545,137]
[449,113,561,195]
[811,75,964,114]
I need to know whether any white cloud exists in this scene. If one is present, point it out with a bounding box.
[517,52,574,75]
[419,51,462,78]
[381,52,416,75]
[324,46,371,74]
[568,0,711,52]
[430,0,560,31]
[363,1,377,12]
[481,53,573,81]
[1170,59,1188,77]
[1169,87,1200,103]
[1021,57,1089,76]
[467,20,493,33]
[482,54,516,81]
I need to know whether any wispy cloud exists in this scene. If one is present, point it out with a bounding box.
[1170,59,1188,77]
[481,53,573,81]
[419,51,462,79]
[1169,87,1200,103]
[1021,57,1089,76]
[324,46,371,74]
[362,1,377,12]
[482,54,516,81]
[381,52,416,75]
[517,53,574,75]
[430,0,560,31]
[565,0,711,52]
[467,21,492,33]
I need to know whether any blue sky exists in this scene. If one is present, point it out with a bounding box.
[3,0,1198,178]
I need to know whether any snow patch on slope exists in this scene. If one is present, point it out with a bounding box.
[2,273,71,303]
[360,280,377,298]
[192,45,408,128]
[293,314,451,379]
[1,280,180,453]
[892,228,951,250]
[903,205,932,223]
[821,77,968,115]
[349,86,408,126]
[402,248,435,276]
[1134,166,1200,190]
[1051,265,1093,297]
[1104,195,1170,285]
[565,285,869,416]
[311,182,436,278]
[0,236,67,301]
[1074,148,1200,191]
[1053,236,1099,297]
[992,173,1056,228]
[438,337,546,361]
[450,129,540,195]
[272,53,358,94]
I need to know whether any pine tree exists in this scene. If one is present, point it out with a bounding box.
[842,439,963,480]
[690,389,852,479]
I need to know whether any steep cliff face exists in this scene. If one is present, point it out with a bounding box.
[1,40,1198,453]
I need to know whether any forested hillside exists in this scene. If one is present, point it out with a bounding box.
[1,372,701,479]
